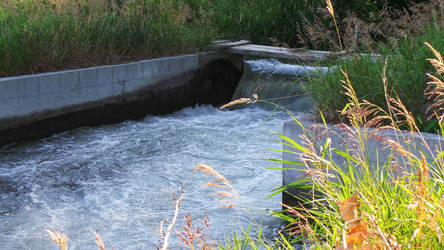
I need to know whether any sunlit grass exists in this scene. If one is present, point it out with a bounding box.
[273,45,444,249]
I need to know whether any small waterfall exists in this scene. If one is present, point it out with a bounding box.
[232,58,329,112]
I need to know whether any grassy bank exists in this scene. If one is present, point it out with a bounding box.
[0,0,216,77]
[0,0,434,77]
[308,0,444,134]
[273,2,444,248]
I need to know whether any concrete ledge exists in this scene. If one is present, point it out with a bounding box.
[0,53,243,145]
[282,121,443,206]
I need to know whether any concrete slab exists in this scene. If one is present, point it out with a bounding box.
[60,71,80,90]
[38,72,61,94]
[127,62,143,80]
[0,78,18,101]
[79,68,98,87]
[113,64,129,83]
[282,120,444,206]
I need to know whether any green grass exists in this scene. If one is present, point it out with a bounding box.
[1,0,432,77]
[207,0,324,48]
[0,0,216,77]
[273,113,444,248]
[308,25,444,133]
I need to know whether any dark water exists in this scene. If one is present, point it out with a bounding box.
[0,59,314,249]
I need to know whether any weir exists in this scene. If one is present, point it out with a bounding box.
[0,55,314,248]
[0,43,335,244]
[0,41,335,145]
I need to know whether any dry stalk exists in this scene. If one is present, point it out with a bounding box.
[192,164,239,208]
[176,212,211,249]
[160,185,185,250]
[94,232,107,250]
[325,0,343,50]
[425,42,444,122]
[220,98,253,110]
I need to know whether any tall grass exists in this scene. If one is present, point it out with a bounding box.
[207,0,324,48]
[273,41,444,250]
[1,0,437,77]
[0,0,216,77]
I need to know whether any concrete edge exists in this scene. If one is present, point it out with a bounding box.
[0,53,244,145]
[282,120,443,206]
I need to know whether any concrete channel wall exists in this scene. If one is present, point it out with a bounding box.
[0,52,243,145]
[282,121,443,206]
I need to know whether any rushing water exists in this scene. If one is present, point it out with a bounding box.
[0,59,314,249]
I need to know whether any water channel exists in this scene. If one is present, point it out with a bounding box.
[0,59,314,249]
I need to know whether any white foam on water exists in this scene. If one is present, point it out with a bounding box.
[246,58,330,77]
[0,105,307,249]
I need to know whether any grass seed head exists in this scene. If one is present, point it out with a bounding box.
[46,230,68,250]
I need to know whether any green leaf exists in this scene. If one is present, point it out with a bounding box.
[274,132,309,153]
[333,148,360,164]
[266,158,304,165]
[341,103,350,115]
[268,177,312,198]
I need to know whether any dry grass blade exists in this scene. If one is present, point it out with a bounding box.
[193,164,239,207]
[325,0,335,17]
[220,98,252,110]
[212,191,238,198]
[46,230,68,250]
[425,42,444,122]
[325,0,343,50]
[425,75,444,116]
[425,42,444,75]
[94,232,106,250]
[193,164,239,197]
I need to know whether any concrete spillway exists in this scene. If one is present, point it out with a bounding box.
[0,57,318,248]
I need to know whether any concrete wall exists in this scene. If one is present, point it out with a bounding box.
[282,121,443,206]
[0,52,243,145]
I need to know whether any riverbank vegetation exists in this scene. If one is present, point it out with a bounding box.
[0,0,433,77]
[275,1,444,248]
[309,26,444,133]
[0,0,216,77]
[273,47,444,248]
[308,0,444,133]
